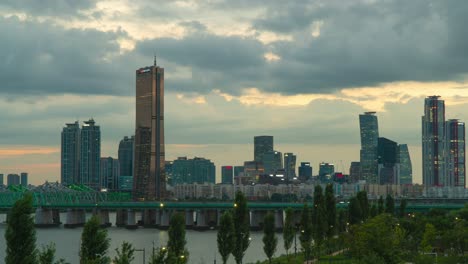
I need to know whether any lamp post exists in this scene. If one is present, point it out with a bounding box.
[135,248,145,264]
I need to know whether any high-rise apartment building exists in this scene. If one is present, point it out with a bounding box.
[284,153,296,180]
[349,162,361,183]
[134,59,166,200]
[422,96,446,187]
[359,112,379,183]
[221,166,234,184]
[7,174,20,186]
[298,162,312,181]
[118,136,134,178]
[445,119,465,187]
[398,144,413,184]
[61,121,80,186]
[319,162,335,182]
[377,137,400,184]
[20,172,28,186]
[100,157,120,190]
[80,119,101,190]
[263,150,282,175]
[254,136,273,163]
[0,174,3,186]
[171,157,215,185]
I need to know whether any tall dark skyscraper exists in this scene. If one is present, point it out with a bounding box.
[422,96,445,187]
[254,135,273,163]
[284,152,296,180]
[61,121,80,186]
[298,162,312,181]
[171,157,215,184]
[359,112,379,183]
[263,150,282,175]
[118,136,134,177]
[134,59,166,200]
[445,119,465,187]
[100,157,120,190]
[398,144,413,184]
[221,166,234,184]
[377,137,399,184]
[80,119,101,190]
[20,172,28,186]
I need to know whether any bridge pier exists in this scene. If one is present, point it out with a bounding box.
[93,209,111,227]
[275,210,284,231]
[143,209,158,228]
[159,209,171,230]
[64,209,86,228]
[35,208,61,227]
[185,210,194,229]
[216,209,224,227]
[116,209,128,227]
[126,209,138,229]
[250,210,267,231]
[194,210,208,231]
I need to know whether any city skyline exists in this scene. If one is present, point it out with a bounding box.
[2,1,468,185]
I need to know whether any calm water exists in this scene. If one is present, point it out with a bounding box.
[0,213,288,264]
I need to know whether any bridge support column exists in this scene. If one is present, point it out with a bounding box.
[185,210,194,229]
[250,210,266,231]
[194,210,208,231]
[64,209,86,228]
[275,210,284,231]
[35,208,60,227]
[159,209,171,230]
[93,209,111,227]
[207,209,218,229]
[143,209,157,228]
[126,209,138,229]
[116,209,128,227]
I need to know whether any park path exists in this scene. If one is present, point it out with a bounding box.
[303,248,348,264]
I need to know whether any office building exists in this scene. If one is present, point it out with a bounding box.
[298,162,312,181]
[119,176,133,191]
[171,157,215,185]
[165,161,174,185]
[100,157,120,190]
[234,166,244,177]
[254,136,273,163]
[80,119,101,190]
[319,162,335,182]
[349,162,361,183]
[377,137,400,184]
[422,96,446,187]
[7,174,20,186]
[20,172,28,187]
[445,119,465,187]
[284,153,297,180]
[398,144,413,184]
[118,136,134,178]
[359,112,379,183]
[61,121,80,186]
[263,150,282,175]
[242,161,264,184]
[221,166,234,184]
[134,59,166,200]
[0,174,3,186]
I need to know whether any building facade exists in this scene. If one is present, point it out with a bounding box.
[359,112,379,183]
[20,172,28,186]
[349,162,361,183]
[134,60,166,200]
[0,174,3,186]
[422,96,446,187]
[80,119,101,190]
[7,174,20,186]
[221,166,234,184]
[298,162,312,181]
[398,144,413,184]
[284,153,297,180]
[254,136,273,163]
[171,157,215,185]
[61,121,80,186]
[263,150,282,175]
[319,162,335,182]
[377,137,400,184]
[100,157,120,190]
[445,119,465,187]
[118,136,134,179]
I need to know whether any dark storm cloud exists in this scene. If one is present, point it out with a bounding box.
[0,0,96,17]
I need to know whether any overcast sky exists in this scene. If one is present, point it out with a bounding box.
[1,0,468,184]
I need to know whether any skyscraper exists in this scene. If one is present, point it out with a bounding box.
[80,119,101,190]
[20,172,28,186]
[298,162,312,181]
[254,136,273,163]
[61,121,80,186]
[171,157,215,185]
[100,157,120,190]
[284,152,296,180]
[221,166,234,184]
[319,162,335,182]
[445,119,465,187]
[7,174,20,186]
[263,150,282,175]
[0,174,3,186]
[377,137,399,184]
[422,96,445,187]
[359,112,379,183]
[118,136,134,178]
[398,144,413,184]
[349,162,361,183]
[134,59,166,200]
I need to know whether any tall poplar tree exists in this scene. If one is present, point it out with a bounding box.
[5,193,37,264]
[299,204,313,261]
[325,184,336,237]
[217,211,235,264]
[79,215,110,264]
[167,213,188,263]
[232,191,250,264]
[385,194,395,215]
[262,212,277,264]
[283,208,295,258]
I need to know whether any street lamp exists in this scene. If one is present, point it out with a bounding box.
[135,248,146,264]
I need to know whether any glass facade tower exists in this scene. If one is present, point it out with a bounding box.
[254,136,273,163]
[61,121,80,186]
[445,119,465,187]
[80,119,101,190]
[359,112,379,183]
[118,136,134,178]
[284,152,296,180]
[398,144,413,184]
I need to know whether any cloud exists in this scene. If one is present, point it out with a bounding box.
[0,0,96,17]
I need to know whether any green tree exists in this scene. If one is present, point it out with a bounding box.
[325,184,336,237]
[337,209,348,233]
[38,243,68,264]
[377,196,384,214]
[370,203,377,218]
[79,215,110,264]
[385,194,395,215]
[348,196,362,225]
[399,199,407,218]
[5,193,37,264]
[283,208,295,258]
[217,211,235,264]
[232,191,250,264]
[167,213,188,263]
[148,247,167,264]
[420,223,436,252]
[299,204,313,261]
[356,191,369,220]
[262,212,277,264]
[312,185,327,257]
[112,241,135,264]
